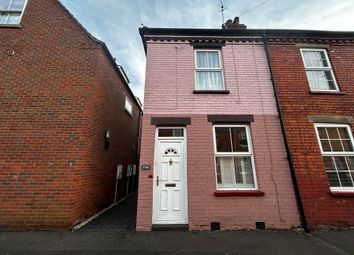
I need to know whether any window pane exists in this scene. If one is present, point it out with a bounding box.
[347,157,354,170]
[125,97,133,115]
[216,157,235,189]
[342,140,354,152]
[303,51,312,67]
[303,50,329,68]
[0,0,11,9]
[306,71,316,87]
[338,128,350,139]
[196,71,223,90]
[231,127,248,152]
[158,129,184,137]
[330,140,343,152]
[234,157,255,188]
[9,0,25,10]
[334,156,348,170]
[327,128,340,139]
[323,157,335,170]
[318,128,328,139]
[338,172,353,187]
[324,71,336,90]
[7,12,20,24]
[320,140,331,152]
[0,12,9,23]
[196,51,220,68]
[216,156,255,189]
[326,172,341,187]
[215,127,232,152]
[308,71,336,91]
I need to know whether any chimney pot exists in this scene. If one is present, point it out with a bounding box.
[222,17,247,30]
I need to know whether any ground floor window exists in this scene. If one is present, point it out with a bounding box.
[315,124,354,191]
[213,125,257,190]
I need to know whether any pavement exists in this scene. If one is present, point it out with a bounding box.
[0,230,354,255]
[0,193,354,254]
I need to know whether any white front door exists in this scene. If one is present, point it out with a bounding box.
[153,136,188,224]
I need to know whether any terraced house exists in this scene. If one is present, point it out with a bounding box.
[136,19,301,231]
[0,0,141,229]
[266,29,354,229]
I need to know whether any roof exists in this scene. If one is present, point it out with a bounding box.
[56,0,142,112]
[139,27,354,53]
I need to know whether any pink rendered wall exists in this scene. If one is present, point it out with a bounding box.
[137,40,300,231]
[144,41,277,115]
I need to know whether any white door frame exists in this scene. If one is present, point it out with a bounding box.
[152,127,188,225]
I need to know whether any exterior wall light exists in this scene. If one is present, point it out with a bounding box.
[104,130,110,150]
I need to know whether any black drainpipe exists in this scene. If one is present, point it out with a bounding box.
[262,30,309,233]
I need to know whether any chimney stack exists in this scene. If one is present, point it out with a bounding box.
[222,17,247,30]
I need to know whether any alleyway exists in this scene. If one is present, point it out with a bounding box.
[77,192,137,232]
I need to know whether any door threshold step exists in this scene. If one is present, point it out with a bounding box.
[152,224,189,231]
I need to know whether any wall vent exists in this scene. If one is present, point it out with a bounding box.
[210,222,220,231]
[256,222,266,230]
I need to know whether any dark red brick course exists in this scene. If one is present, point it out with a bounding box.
[268,41,354,229]
[0,0,141,230]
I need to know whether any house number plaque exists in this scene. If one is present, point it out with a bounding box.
[141,165,151,171]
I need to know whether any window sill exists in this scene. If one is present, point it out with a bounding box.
[193,90,230,94]
[309,91,346,95]
[214,190,265,197]
[330,191,354,197]
[0,24,21,28]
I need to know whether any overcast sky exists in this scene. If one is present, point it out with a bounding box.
[59,0,354,103]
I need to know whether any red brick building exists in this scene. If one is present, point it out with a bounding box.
[265,30,354,229]
[0,0,141,229]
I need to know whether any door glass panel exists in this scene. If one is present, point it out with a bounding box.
[158,129,184,137]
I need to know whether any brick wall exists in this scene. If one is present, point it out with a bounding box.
[0,0,140,229]
[268,42,354,228]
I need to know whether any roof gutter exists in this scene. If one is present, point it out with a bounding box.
[262,30,309,232]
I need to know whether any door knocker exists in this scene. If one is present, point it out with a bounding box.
[169,158,173,166]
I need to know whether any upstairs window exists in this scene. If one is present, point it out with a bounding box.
[315,124,354,191]
[195,50,224,91]
[0,0,27,25]
[300,49,339,92]
[213,125,257,190]
[125,96,133,116]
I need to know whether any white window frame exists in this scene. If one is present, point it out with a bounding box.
[124,96,133,116]
[194,49,225,91]
[212,125,258,191]
[0,0,28,25]
[314,123,354,192]
[300,48,339,92]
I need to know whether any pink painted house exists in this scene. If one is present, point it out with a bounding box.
[137,21,301,231]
